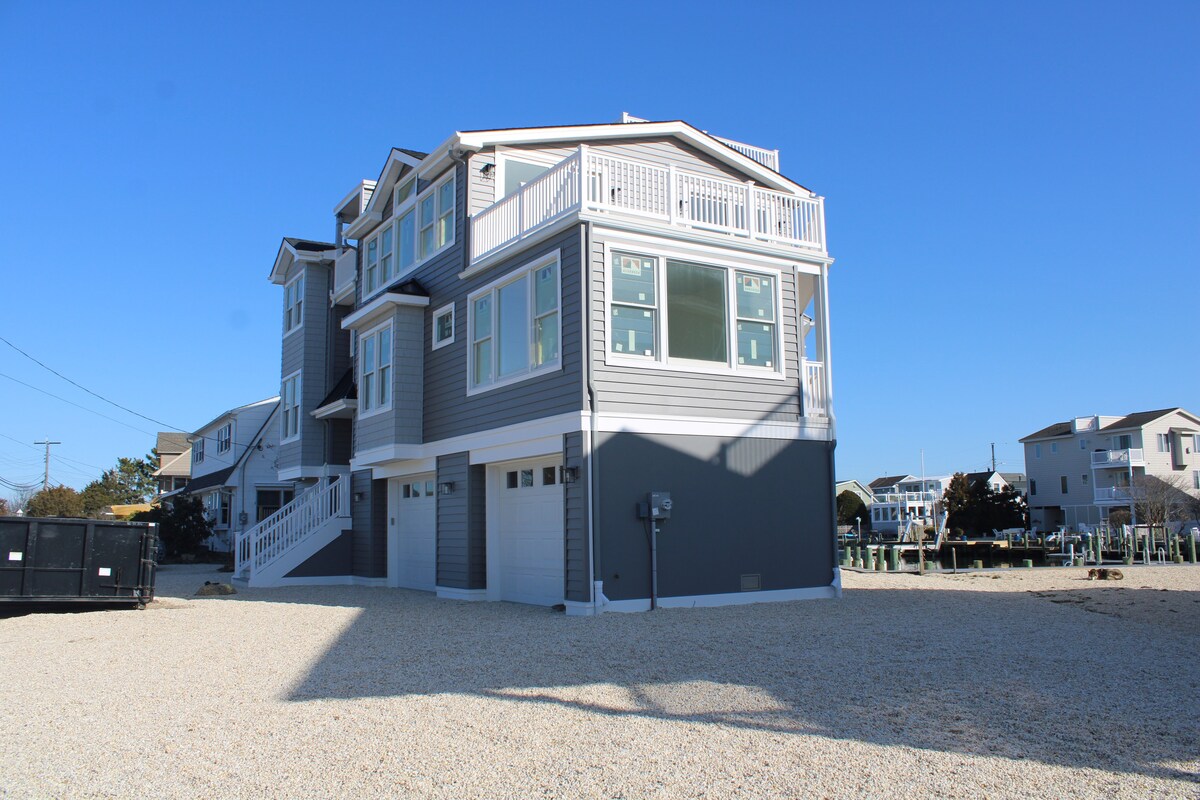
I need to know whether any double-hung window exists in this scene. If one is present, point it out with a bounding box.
[360,323,392,415]
[364,237,379,297]
[1157,433,1171,453]
[283,275,303,334]
[395,176,417,277]
[419,173,455,259]
[469,253,560,392]
[608,251,780,373]
[217,423,231,453]
[281,372,301,442]
[192,438,204,463]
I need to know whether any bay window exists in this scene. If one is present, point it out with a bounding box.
[360,323,392,415]
[469,253,560,392]
[362,172,454,302]
[608,251,781,373]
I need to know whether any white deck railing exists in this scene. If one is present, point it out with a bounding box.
[873,492,937,504]
[470,147,824,263]
[803,359,827,418]
[235,474,349,578]
[712,135,780,172]
[1091,448,1144,468]
[1094,486,1140,503]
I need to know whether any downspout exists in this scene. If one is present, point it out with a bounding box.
[583,219,603,613]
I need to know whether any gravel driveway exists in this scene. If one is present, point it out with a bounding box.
[1,564,1196,799]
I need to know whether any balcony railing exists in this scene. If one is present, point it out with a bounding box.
[803,359,827,418]
[1094,486,1141,503]
[470,146,825,263]
[1091,448,1145,468]
[712,135,780,172]
[874,492,936,504]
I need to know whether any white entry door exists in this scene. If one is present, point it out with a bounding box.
[494,457,565,606]
[388,475,437,591]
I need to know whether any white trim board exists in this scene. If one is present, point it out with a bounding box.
[596,584,839,614]
[352,410,833,473]
[436,586,487,602]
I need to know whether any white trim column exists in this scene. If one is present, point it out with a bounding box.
[816,263,834,428]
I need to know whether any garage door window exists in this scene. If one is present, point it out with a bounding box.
[402,480,435,498]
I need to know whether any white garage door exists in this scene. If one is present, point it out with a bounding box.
[496,457,564,606]
[389,475,437,591]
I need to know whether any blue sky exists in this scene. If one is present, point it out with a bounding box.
[0,0,1196,496]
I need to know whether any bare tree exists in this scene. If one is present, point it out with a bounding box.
[1133,473,1199,533]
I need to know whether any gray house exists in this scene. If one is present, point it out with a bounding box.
[238,116,839,613]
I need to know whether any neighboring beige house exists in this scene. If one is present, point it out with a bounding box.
[1020,408,1200,530]
[835,479,873,509]
[152,432,191,499]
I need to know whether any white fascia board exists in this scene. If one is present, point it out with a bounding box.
[356,151,426,222]
[371,457,437,479]
[269,242,336,285]
[276,465,327,481]
[311,399,357,419]
[458,122,805,194]
[342,209,384,241]
[340,291,430,331]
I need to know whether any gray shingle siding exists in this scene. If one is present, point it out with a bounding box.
[435,452,487,590]
[595,432,834,602]
[564,430,590,603]
[350,469,386,578]
[353,304,425,455]
[421,225,585,443]
[278,261,335,472]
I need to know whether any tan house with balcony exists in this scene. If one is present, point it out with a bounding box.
[1020,408,1200,530]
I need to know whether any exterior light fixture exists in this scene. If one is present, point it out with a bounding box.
[559,466,579,484]
[438,481,455,495]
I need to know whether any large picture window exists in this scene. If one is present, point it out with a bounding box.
[468,253,560,392]
[281,372,301,442]
[608,251,780,373]
[360,323,392,415]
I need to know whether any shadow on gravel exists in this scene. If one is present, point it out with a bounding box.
[274,582,1199,786]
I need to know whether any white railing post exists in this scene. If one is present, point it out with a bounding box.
[578,145,590,211]
[743,181,755,239]
[667,164,677,225]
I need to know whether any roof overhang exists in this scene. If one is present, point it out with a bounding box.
[312,398,357,420]
[269,239,337,285]
[343,149,427,240]
[452,120,807,194]
[341,290,430,331]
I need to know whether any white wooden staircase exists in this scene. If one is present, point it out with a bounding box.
[234,474,351,587]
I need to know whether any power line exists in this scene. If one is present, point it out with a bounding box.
[0,334,188,433]
[0,432,105,472]
[0,372,156,436]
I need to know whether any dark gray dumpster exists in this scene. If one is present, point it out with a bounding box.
[0,517,157,608]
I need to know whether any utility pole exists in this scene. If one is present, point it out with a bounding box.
[991,442,996,473]
[33,438,60,491]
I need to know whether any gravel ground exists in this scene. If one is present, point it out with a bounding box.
[1,564,1197,799]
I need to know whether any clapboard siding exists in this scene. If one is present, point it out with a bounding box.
[351,469,386,578]
[354,304,425,454]
[278,262,335,472]
[436,452,469,588]
[589,232,802,421]
[563,431,589,603]
[420,222,585,443]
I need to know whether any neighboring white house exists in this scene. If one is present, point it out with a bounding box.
[180,397,292,553]
[1020,408,1200,530]
[868,474,951,534]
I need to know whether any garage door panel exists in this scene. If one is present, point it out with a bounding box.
[497,458,564,606]
[391,475,437,592]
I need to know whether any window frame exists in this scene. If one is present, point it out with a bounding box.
[192,437,204,464]
[604,246,786,379]
[495,152,557,200]
[281,370,302,444]
[358,320,393,419]
[432,303,455,350]
[360,170,456,305]
[466,250,562,396]
[216,423,232,454]
[283,273,304,336]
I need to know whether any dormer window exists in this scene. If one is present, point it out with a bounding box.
[283,274,303,334]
